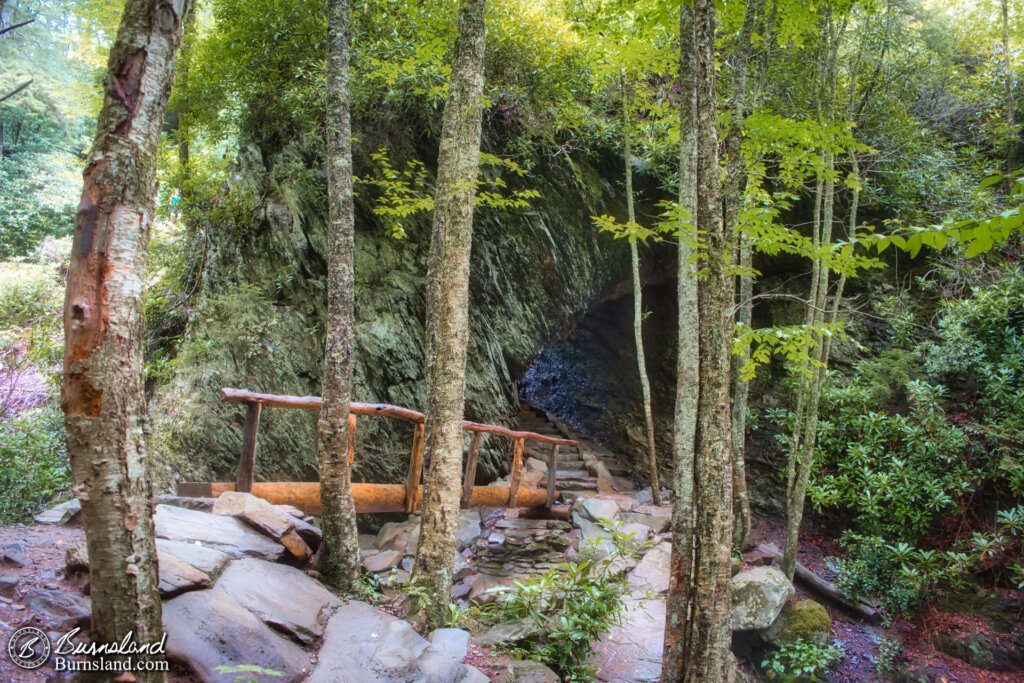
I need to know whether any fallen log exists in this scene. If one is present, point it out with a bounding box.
[755,543,883,625]
[177,482,550,516]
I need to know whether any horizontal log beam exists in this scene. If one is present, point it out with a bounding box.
[220,387,577,445]
[177,481,552,516]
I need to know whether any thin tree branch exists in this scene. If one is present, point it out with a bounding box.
[0,18,35,37]
[0,80,32,103]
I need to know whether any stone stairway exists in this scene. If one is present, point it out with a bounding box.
[515,404,634,498]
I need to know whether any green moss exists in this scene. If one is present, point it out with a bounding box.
[762,600,832,648]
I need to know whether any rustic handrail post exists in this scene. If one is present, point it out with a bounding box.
[347,413,357,464]
[506,437,525,511]
[235,401,262,493]
[404,422,425,513]
[546,443,559,508]
[461,431,483,508]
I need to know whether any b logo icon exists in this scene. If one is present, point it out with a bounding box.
[7,626,51,670]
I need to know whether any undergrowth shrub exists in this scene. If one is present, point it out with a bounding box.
[761,638,843,681]
[472,520,651,682]
[0,403,71,523]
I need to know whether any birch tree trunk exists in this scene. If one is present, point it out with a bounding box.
[661,1,699,677]
[409,0,486,629]
[622,80,662,507]
[724,0,762,553]
[61,0,190,677]
[316,0,361,592]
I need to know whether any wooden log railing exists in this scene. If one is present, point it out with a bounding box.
[203,387,577,514]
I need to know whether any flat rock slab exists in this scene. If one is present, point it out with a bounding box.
[213,491,296,540]
[34,499,81,525]
[364,549,403,574]
[630,542,670,594]
[156,538,231,577]
[153,495,217,512]
[591,597,665,683]
[497,660,561,683]
[215,558,342,644]
[154,505,284,560]
[308,600,486,683]
[428,628,470,662]
[26,589,91,630]
[158,550,211,597]
[163,588,310,682]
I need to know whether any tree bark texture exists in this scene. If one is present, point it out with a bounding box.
[622,80,662,507]
[409,0,487,629]
[61,0,190,677]
[686,1,736,678]
[662,1,699,677]
[316,0,361,592]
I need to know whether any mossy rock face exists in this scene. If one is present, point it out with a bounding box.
[759,599,832,647]
[150,139,633,487]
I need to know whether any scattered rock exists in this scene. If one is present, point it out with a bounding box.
[163,588,310,682]
[478,617,544,646]
[2,542,30,568]
[280,529,312,560]
[934,631,1024,672]
[571,498,620,527]
[156,539,231,577]
[214,558,342,644]
[455,511,483,551]
[453,553,475,583]
[34,499,81,525]
[620,512,670,534]
[154,495,216,512]
[154,504,285,560]
[731,556,743,577]
[451,579,472,600]
[64,542,89,572]
[730,566,795,631]
[376,516,420,550]
[358,534,378,550]
[275,503,306,519]
[616,522,652,553]
[428,628,470,661]
[26,589,91,630]
[307,600,485,682]
[759,599,832,647]
[497,659,561,683]
[158,550,212,597]
[0,572,18,594]
[363,549,403,574]
[630,542,670,594]
[468,575,513,605]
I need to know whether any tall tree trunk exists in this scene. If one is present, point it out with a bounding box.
[664,1,735,680]
[622,78,662,507]
[688,0,735,677]
[408,0,486,629]
[783,10,842,579]
[62,0,190,677]
[724,0,762,553]
[175,6,196,170]
[661,1,700,677]
[316,0,360,592]
[1002,0,1017,176]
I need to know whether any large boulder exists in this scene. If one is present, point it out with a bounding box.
[730,566,794,631]
[153,505,284,561]
[572,498,620,528]
[934,631,1024,672]
[759,599,832,647]
[428,628,470,662]
[214,558,342,644]
[307,600,486,682]
[157,550,212,597]
[163,588,311,682]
